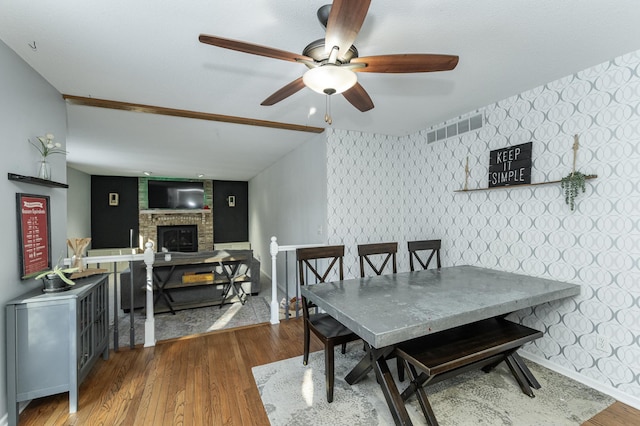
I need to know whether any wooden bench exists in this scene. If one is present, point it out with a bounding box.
[393,317,542,426]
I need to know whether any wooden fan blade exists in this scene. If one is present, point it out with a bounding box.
[199,34,313,63]
[342,83,374,112]
[351,54,459,73]
[325,0,371,61]
[261,77,306,106]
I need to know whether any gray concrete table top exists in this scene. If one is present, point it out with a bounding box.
[300,265,580,348]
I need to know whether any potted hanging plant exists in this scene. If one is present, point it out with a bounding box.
[559,134,596,211]
[560,171,587,211]
[35,264,78,293]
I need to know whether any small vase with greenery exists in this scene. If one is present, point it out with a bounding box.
[29,133,67,180]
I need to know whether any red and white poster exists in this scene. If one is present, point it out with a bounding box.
[17,193,52,278]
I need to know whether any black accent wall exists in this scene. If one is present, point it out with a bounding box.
[91,176,139,248]
[213,180,248,243]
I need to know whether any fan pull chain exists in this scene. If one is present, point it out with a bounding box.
[324,94,333,125]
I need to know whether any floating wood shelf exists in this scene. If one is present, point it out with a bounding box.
[454,174,597,193]
[8,173,69,189]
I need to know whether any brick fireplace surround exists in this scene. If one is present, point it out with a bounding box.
[137,178,214,252]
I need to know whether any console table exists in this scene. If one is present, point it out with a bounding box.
[5,274,109,426]
[121,250,259,314]
[153,251,251,314]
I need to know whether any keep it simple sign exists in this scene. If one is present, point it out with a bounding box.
[488,142,532,187]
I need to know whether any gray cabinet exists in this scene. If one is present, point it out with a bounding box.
[5,274,109,426]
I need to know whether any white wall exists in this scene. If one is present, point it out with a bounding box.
[0,40,68,424]
[325,49,640,407]
[248,132,327,293]
[66,167,92,251]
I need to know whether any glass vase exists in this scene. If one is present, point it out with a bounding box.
[37,159,51,180]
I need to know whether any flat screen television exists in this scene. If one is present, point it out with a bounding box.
[148,180,204,209]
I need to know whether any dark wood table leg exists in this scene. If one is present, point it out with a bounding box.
[218,261,247,307]
[345,346,413,425]
[345,346,393,384]
[504,353,534,397]
[400,372,429,401]
[218,264,233,308]
[228,262,248,304]
[402,360,439,426]
[371,348,414,426]
[153,266,176,315]
[511,352,541,389]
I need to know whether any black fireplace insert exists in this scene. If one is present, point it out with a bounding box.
[157,225,198,252]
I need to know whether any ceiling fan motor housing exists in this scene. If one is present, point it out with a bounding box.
[302,38,359,65]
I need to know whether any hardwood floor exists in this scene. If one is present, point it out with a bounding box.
[582,401,640,426]
[16,318,639,425]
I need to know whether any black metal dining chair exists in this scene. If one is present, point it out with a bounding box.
[297,245,360,403]
[357,242,398,277]
[408,239,442,271]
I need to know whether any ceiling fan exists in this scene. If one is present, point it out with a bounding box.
[199,0,458,117]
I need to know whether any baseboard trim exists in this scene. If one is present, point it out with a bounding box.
[521,350,640,410]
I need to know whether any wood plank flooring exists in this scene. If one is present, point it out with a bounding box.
[16,318,639,425]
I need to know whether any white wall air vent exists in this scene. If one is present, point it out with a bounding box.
[426,113,483,143]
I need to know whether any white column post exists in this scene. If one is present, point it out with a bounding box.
[270,236,280,324]
[143,241,156,347]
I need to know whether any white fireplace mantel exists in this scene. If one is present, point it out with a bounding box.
[139,209,212,215]
[140,209,211,222]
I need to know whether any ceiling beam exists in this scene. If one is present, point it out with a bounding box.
[62,95,325,134]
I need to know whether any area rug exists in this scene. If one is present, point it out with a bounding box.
[111,295,272,348]
[252,342,614,426]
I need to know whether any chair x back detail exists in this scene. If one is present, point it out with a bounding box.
[400,239,442,381]
[358,241,400,364]
[357,242,398,277]
[408,239,442,271]
[297,245,360,403]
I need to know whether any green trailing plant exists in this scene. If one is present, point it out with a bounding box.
[560,171,587,211]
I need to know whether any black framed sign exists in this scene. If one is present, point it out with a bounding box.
[488,142,532,187]
[17,193,52,279]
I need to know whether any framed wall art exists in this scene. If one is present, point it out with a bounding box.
[16,193,52,279]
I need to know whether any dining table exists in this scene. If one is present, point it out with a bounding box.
[300,265,581,425]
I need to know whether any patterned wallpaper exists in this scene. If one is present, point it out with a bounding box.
[327,131,405,277]
[326,49,640,403]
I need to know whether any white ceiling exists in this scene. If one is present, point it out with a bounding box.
[2,0,640,180]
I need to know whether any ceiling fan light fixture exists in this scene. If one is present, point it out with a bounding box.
[303,65,357,95]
